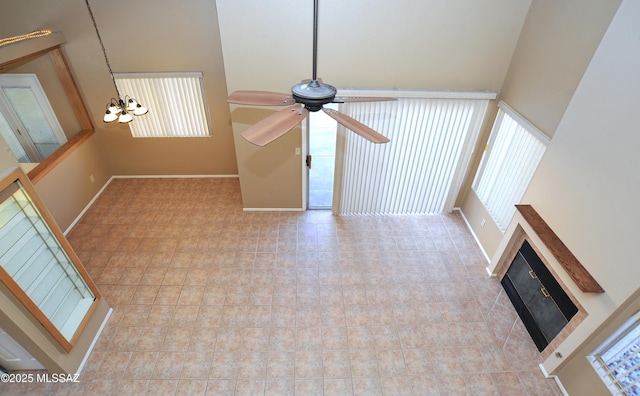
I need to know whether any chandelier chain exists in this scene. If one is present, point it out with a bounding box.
[84,0,121,99]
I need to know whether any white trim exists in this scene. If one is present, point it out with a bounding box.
[539,362,551,377]
[63,176,115,235]
[114,71,204,80]
[539,364,570,396]
[554,377,570,396]
[76,307,112,375]
[591,309,640,356]
[454,207,491,263]
[498,100,551,143]
[111,174,239,179]
[444,100,490,212]
[242,207,304,212]
[301,114,309,210]
[587,309,640,395]
[336,89,497,100]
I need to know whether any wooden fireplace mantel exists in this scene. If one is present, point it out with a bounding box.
[515,204,604,293]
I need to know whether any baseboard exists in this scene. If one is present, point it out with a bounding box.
[63,176,115,235]
[111,174,239,179]
[76,307,113,375]
[454,207,491,263]
[539,363,569,396]
[243,207,305,212]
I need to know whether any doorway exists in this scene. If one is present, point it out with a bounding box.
[0,74,66,163]
[307,103,338,209]
[0,327,44,371]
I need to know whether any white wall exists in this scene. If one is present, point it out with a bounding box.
[519,0,640,385]
[458,0,621,260]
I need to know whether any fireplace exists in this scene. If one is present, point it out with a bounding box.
[501,240,578,351]
[490,205,601,358]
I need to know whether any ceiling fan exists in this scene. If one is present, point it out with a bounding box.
[227,0,394,147]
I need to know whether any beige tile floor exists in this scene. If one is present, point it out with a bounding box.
[1,178,563,395]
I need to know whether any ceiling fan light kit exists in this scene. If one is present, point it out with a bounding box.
[227,0,394,146]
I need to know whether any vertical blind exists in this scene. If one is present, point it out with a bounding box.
[335,92,492,215]
[472,101,549,232]
[114,72,211,138]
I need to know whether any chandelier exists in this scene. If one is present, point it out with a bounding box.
[85,0,148,123]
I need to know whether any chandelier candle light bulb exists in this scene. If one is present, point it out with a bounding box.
[103,97,147,123]
[86,0,148,124]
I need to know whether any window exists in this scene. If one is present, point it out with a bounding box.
[0,74,66,163]
[114,72,212,138]
[472,101,549,232]
[589,311,640,396]
[335,90,494,215]
[0,172,98,351]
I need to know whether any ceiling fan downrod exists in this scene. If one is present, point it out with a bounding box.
[312,0,319,83]
[226,0,392,146]
[290,0,337,111]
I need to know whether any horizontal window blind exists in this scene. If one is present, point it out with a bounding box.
[589,311,640,396]
[472,101,549,232]
[114,72,211,138]
[336,91,492,215]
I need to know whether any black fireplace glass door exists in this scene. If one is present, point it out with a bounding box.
[522,271,571,342]
[502,241,578,351]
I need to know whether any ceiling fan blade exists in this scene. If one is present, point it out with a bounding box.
[241,105,309,146]
[228,90,295,106]
[334,97,397,103]
[322,108,390,144]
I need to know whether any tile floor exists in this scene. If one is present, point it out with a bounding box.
[1,178,563,395]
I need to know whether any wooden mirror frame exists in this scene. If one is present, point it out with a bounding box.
[0,31,95,184]
[0,167,101,352]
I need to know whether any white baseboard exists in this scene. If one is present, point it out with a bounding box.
[454,207,491,263]
[111,174,239,179]
[63,177,115,235]
[539,363,569,396]
[76,307,113,375]
[243,207,304,212]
